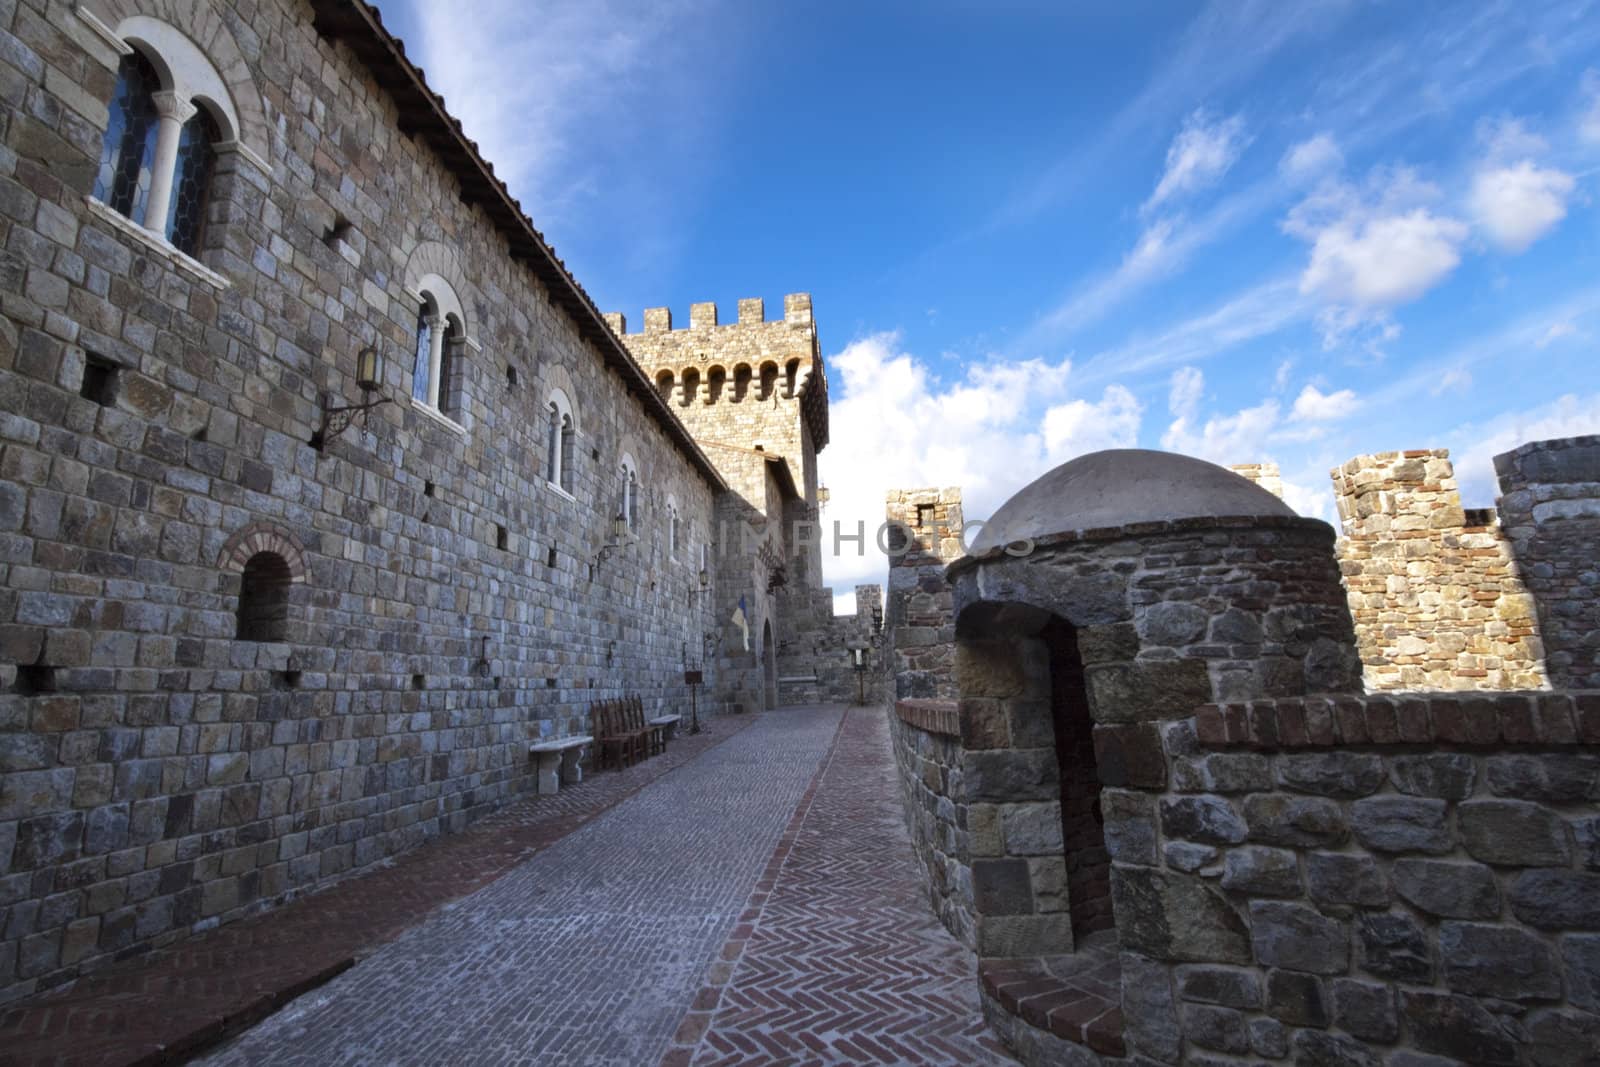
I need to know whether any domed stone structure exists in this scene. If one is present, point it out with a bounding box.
[969,448,1295,552]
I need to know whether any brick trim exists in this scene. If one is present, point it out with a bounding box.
[895,699,960,737]
[1195,691,1600,750]
[218,522,308,581]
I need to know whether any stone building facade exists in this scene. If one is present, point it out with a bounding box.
[0,0,866,1003]
[888,445,1600,1066]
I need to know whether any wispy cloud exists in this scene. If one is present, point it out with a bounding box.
[1144,111,1250,214]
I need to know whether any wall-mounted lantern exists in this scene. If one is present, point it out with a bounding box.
[593,512,628,567]
[313,346,392,449]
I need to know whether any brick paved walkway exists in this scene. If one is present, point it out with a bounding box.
[0,715,751,1067]
[198,707,849,1066]
[664,706,1011,1066]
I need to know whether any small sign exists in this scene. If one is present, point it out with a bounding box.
[684,670,703,685]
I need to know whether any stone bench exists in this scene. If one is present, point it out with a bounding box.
[649,714,682,740]
[528,735,593,795]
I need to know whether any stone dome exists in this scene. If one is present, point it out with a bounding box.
[968,449,1297,552]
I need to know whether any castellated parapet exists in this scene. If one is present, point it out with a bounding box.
[886,488,965,700]
[1229,462,1284,500]
[1494,435,1600,688]
[1332,449,1545,691]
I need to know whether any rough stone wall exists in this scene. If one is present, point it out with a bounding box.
[0,0,722,1001]
[1092,691,1600,1066]
[773,583,889,707]
[889,699,973,948]
[1332,449,1544,692]
[1495,436,1600,689]
[948,517,1364,960]
[887,488,964,700]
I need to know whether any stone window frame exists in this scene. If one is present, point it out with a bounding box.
[405,274,471,426]
[218,522,308,644]
[81,11,270,289]
[546,387,577,497]
[666,493,681,560]
[619,452,641,532]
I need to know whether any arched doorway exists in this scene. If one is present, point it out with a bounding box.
[762,619,778,709]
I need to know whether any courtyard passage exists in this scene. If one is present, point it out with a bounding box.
[184,705,1008,1066]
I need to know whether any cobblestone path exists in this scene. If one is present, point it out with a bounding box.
[195,705,1005,1066]
[664,706,1011,1066]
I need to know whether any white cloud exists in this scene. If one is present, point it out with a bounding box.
[1581,69,1600,145]
[1469,161,1576,254]
[1431,366,1473,395]
[412,0,714,224]
[1290,384,1360,422]
[1169,366,1205,421]
[817,333,1140,595]
[1446,393,1600,505]
[1299,208,1469,306]
[1280,133,1343,184]
[1161,398,1281,466]
[1478,116,1548,160]
[1273,359,1295,393]
[1144,111,1249,213]
[1538,321,1581,348]
[1043,387,1144,462]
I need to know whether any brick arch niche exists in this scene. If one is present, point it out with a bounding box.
[218,524,307,643]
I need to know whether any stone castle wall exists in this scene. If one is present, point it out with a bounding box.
[887,488,964,700]
[1495,436,1600,690]
[1332,449,1545,692]
[0,0,724,1002]
[889,700,972,947]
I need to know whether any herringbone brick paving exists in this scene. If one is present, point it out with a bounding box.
[0,715,751,1067]
[195,707,848,1066]
[664,706,1013,1067]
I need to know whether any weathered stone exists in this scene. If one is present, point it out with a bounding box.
[1391,859,1500,919]
[1101,790,1157,866]
[1137,601,1207,646]
[1091,722,1167,788]
[1085,658,1212,723]
[1220,846,1300,897]
[1159,796,1246,845]
[971,858,1032,915]
[1277,753,1385,799]
[1163,841,1218,873]
[1265,968,1327,1026]
[1110,866,1251,963]
[1508,869,1600,930]
[1458,800,1571,866]
[964,749,1058,803]
[1566,934,1600,1012]
[1000,804,1062,855]
[1357,912,1432,982]
[1485,754,1599,803]
[1175,964,1260,1009]
[1181,1003,1249,1054]
[1439,921,1561,1000]
[1120,952,1180,1062]
[1330,978,1397,1042]
[1389,753,1478,800]
[1249,901,1347,974]
[1401,991,1521,1065]
[1349,796,1451,854]
[1292,1030,1381,1067]
[1243,794,1348,848]
[1524,1010,1600,1067]
[1305,852,1388,908]
[1575,815,1600,871]
[1248,1016,1288,1058]
[12,811,83,870]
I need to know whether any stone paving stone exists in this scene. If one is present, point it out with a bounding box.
[0,715,752,1067]
[197,707,847,1066]
[667,706,1013,1066]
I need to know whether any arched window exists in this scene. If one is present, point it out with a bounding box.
[547,388,575,493]
[94,51,160,226]
[784,358,801,398]
[620,454,640,530]
[166,106,218,254]
[236,551,291,642]
[668,499,682,559]
[91,46,225,254]
[680,368,700,407]
[411,288,465,418]
[758,362,778,401]
[732,364,752,403]
[655,369,674,400]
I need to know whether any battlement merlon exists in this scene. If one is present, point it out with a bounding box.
[608,294,830,452]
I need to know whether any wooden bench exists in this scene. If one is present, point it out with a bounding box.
[528,735,592,795]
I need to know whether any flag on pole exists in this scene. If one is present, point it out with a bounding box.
[732,595,749,651]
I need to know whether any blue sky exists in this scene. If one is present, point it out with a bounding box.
[377,0,1600,604]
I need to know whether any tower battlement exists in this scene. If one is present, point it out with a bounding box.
[604,293,815,337]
